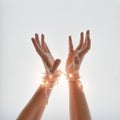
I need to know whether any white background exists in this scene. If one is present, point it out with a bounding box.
[0,0,120,120]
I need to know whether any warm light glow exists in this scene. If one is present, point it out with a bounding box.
[59,75,68,84]
[48,75,53,79]
[33,70,89,93]
[57,70,62,76]
[42,81,49,86]
[69,73,73,78]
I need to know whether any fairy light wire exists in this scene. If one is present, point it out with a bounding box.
[41,70,84,103]
[41,70,62,100]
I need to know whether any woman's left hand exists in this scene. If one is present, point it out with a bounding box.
[66,30,91,78]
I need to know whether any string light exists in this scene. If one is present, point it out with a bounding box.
[41,70,62,100]
[69,73,73,78]
[41,70,85,101]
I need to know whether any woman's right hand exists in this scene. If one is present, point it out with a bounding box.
[31,33,61,74]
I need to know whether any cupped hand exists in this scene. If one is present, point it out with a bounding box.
[66,30,91,78]
[31,33,61,74]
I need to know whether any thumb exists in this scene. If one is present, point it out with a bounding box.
[50,59,61,73]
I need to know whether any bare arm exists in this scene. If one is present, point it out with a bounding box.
[17,85,48,120]
[17,34,61,120]
[66,30,91,120]
[69,80,91,120]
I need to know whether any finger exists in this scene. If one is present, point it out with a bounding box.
[40,34,54,68]
[79,44,90,57]
[86,29,90,36]
[75,32,84,51]
[35,33,41,47]
[41,34,48,52]
[50,59,61,73]
[85,30,90,50]
[31,37,46,59]
[78,30,91,57]
[41,34,51,54]
[81,30,90,49]
[44,41,52,54]
[68,36,74,52]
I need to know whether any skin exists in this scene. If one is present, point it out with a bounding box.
[17,31,91,120]
[66,30,91,120]
[17,33,61,120]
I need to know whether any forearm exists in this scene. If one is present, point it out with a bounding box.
[69,80,91,120]
[17,83,54,120]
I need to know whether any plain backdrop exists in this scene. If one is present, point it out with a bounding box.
[0,0,120,120]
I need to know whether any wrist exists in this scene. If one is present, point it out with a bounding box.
[41,70,61,99]
[66,72,83,89]
[42,70,61,86]
[66,71,80,81]
[68,79,83,91]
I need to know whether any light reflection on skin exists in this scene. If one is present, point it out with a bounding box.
[17,30,91,120]
[41,72,88,94]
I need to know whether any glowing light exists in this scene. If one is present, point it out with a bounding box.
[57,70,62,76]
[58,75,68,85]
[42,81,49,86]
[48,75,53,79]
[69,74,73,78]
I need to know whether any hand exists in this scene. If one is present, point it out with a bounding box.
[31,33,61,74]
[66,30,91,79]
